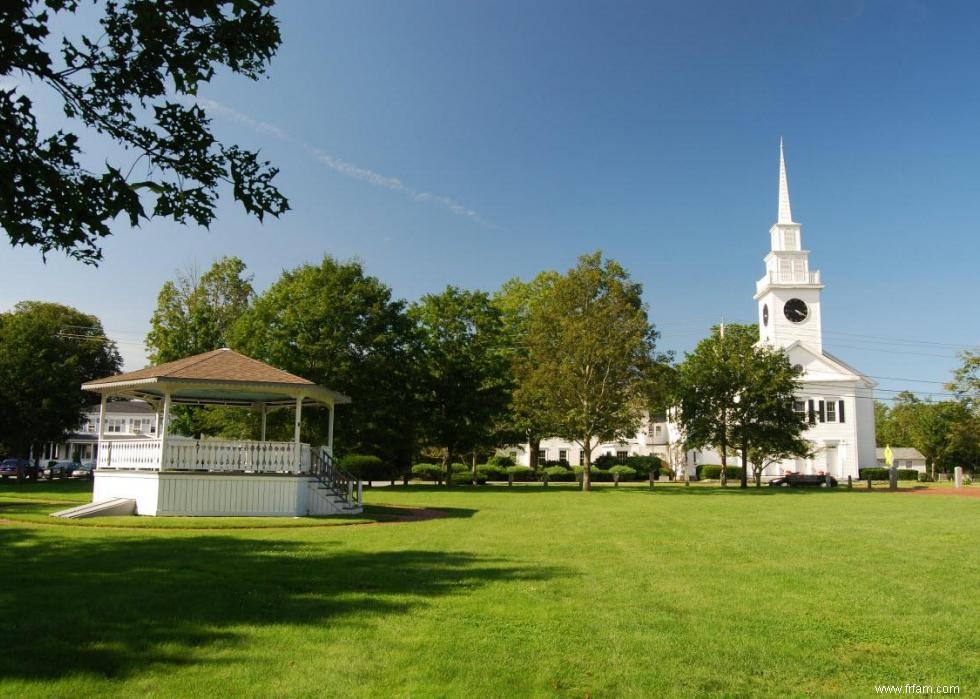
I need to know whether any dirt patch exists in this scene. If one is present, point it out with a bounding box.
[909,488,980,498]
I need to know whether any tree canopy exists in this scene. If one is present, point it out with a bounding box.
[523,252,662,490]
[410,286,514,484]
[0,301,121,464]
[1,0,288,263]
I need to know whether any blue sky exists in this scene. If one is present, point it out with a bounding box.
[2,0,978,402]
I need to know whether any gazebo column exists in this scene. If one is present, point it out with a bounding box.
[97,393,107,465]
[160,391,172,470]
[294,396,303,470]
[327,402,335,458]
[260,403,267,442]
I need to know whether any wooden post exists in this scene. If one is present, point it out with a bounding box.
[327,402,335,457]
[867,474,872,490]
[294,396,303,470]
[649,470,654,488]
[847,475,852,490]
[888,466,897,491]
[160,391,171,470]
[614,472,620,487]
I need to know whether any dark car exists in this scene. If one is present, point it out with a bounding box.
[0,458,36,480]
[769,472,838,488]
[70,461,95,479]
[43,460,77,479]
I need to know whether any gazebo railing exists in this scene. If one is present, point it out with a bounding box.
[98,437,312,473]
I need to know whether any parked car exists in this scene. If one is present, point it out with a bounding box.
[70,461,95,479]
[43,460,77,479]
[769,472,838,488]
[0,458,36,480]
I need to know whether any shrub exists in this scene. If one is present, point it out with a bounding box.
[487,454,516,468]
[593,454,619,469]
[697,464,743,480]
[338,454,386,480]
[858,468,890,481]
[658,465,675,480]
[410,463,443,481]
[625,455,662,474]
[505,465,535,481]
[450,462,469,474]
[477,464,508,481]
[541,465,575,482]
[608,465,637,480]
[896,469,919,481]
[918,472,934,483]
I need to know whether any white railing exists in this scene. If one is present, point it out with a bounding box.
[756,270,821,293]
[98,437,312,473]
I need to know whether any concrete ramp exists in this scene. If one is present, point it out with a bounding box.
[51,498,137,519]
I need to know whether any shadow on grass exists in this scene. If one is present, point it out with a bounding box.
[378,483,857,496]
[0,528,568,681]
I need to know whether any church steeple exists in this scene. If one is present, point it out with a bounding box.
[778,137,794,224]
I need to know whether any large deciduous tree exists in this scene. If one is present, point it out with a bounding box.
[231,256,419,471]
[146,256,254,364]
[674,323,808,487]
[524,252,662,491]
[946,349,979,414]
[493,272,560,469]
[1,0,288,264]
[0,301,121,471]
[410,287,513,486]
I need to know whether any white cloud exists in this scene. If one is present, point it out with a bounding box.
[198,97,493,227]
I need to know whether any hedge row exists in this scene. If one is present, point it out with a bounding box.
[858,468,920,481]
[695,464,744,480]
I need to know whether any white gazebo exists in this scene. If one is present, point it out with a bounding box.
[72,349,360,517]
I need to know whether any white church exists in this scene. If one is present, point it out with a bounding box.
[516,142,877,480]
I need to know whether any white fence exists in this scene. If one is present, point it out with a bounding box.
[98,437,312,473]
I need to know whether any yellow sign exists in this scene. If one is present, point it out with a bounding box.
[884,445,894,467]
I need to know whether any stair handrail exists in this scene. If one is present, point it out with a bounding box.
[310,448,362,508]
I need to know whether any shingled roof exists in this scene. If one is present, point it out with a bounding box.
[85,349,313,386]
[82,349,350,407]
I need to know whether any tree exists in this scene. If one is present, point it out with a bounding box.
[493,272,560,468]
[946,349,979,414]
[146,256,254,364]
[674,323,808,488]
[410,287,513,486]
[1,1,288,264]
[0,301,121,472]
[231,256,419,471]
[523,252,662,491]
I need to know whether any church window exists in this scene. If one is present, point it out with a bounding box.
[779,258,792,280]
[792,259,805,280]
[825,400,837,422]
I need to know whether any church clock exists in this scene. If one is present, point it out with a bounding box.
[783,298,808,323]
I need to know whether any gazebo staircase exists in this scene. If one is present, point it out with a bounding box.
[310,448,363,515]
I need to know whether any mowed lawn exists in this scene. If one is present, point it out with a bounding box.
[1,481,977,697]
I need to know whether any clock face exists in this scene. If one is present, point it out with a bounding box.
[762,304,769,327]
[783,298,809,323]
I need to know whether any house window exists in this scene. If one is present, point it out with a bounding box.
[793,400,806,417]
[86,419,97,433]
[616,450,628,462]
[655,425,662,436]
[558,449,568,463]
[106,418,125,433]
[825,399,837,423]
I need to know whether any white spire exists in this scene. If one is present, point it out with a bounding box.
[777,137,794,224]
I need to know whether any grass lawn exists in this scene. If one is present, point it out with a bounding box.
[1,480,977,697]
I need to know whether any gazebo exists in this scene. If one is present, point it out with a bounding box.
[69,349,359,517]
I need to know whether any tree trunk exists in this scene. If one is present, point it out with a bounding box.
[582,440,592,492]
[471,451,478,485]
[740,433,749,489]
[528,435,541,472]
[720,432,728,487]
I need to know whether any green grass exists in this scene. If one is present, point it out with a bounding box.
[1,481,977,697]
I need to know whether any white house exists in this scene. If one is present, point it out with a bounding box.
[42,400,165,463]
[875,447,927,473]
[514,141,877,480]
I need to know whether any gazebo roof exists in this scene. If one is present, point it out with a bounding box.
[82,349,351,408]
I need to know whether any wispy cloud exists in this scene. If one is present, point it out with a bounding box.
[197,97,493,227]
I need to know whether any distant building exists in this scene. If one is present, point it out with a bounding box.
[875,447,927,473]
[42,400,161,462]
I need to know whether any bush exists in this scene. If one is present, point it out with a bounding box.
[858,468,890,481]
[897,469,919,481]
[541,465,575,482]
[593,454,619,469]
[608,465,637,480]
[697,464,743,480]
[477,464,508,481]
[487,454,515,468]
[450,462,469,474]
[505,465,535,481]
[625,455,662,474]
[918,472,934,483]
[338,454,386,480]
[410,463,443,481]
